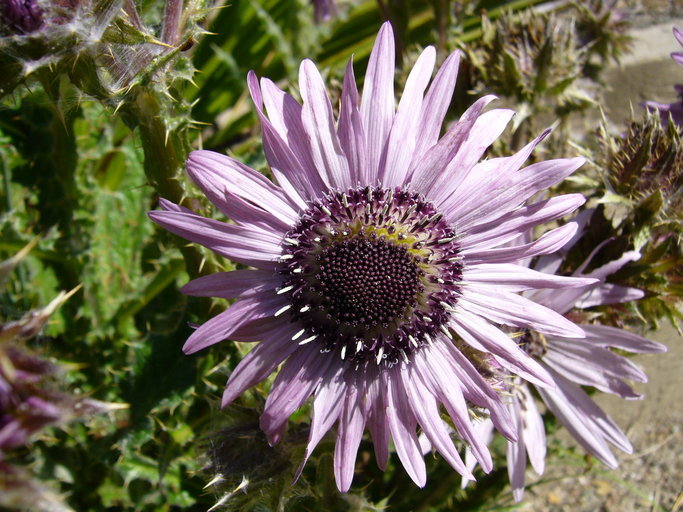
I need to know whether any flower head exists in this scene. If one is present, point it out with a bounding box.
[461,237,667,501]
[150,22,591,491]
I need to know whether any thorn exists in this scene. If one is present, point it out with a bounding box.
[203,474,225,489]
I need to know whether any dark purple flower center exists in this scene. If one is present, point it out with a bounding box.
[278,186,464,368]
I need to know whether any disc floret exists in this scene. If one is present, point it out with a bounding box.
[278,186,463,367]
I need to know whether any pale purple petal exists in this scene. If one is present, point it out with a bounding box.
[411,50,461,164]
[506,396,527,502]
[462,223,579,264]
[299,59,352,190]
[461,419,494,488]
[537,365,632,467]
[403,362,474,477]
[338,58,367,185]
[413,349,492,472]
[183,292,288,354]
[433,340,517,441]
[247,71,320,205]
[574,283,644,309]
[294,362,346,481]
[383,365,427,487]
[581,324,667,353]
[409,97,502,194]
[366,368,390,470]
[463,263,597,292]
[518,384,546,476]
[259,77,327,196]
[458,287,586,339]
[360,22,396,181]
[260,345,333,445]
[221,323,301,407]
[186,150,299,222]
[449,156,585,230]
[180,269,281,299]
[379,46,436,187]
[448,309,555,387]
[543,339,644,399]
[334,375,367,491]
[148,209,282,269]
[461,194,586,250]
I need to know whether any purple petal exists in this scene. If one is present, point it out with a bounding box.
[463,223,579,264]
[544,338,648,398]
[461,194,586,250]
[581,324,667,353]
[260,345,333,445]
[409,97,503,194]
[413,349,492,472]
[366,367,390,469]
[186,150,299,223]
[537,366,631,468]
[463,264,597,293]
[259,77,327,196]
[458,287,586,339]
[338,57,367,185]
[294,362,346,481]
[449,156,585,230]
[433,340,517,441]
[299,59,352,190]
[221,322,301,407]
[180,269,281,299]
[448,309,555,387]
[360,22,396,181]
[334,374,367,491]
[183,292,288,354]
[403,366,474,478]
[383,365,427,487]
[148,209,282,269]
[506,396,527,502]
[574,283,644,309]
[411,50,461,164]
[247,71,321,205]
[518,384,546,476]
[379,46,436,187]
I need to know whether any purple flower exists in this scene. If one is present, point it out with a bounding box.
[150,22,592,491]
[644,27,683,125]
[0,0,43,34]
[312,0,336,22]
[461,239,667,501]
